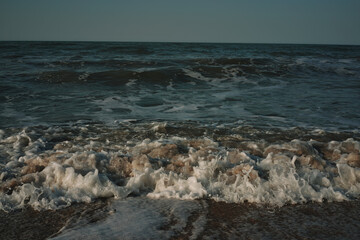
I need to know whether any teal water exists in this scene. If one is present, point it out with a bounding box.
[0,42,359,130]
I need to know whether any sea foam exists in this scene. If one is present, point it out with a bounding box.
[1,126,359,211]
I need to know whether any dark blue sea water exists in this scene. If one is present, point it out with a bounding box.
[1,42,359,130]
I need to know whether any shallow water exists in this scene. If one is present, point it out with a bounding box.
[52,198,360,240]
[2,198,359,239]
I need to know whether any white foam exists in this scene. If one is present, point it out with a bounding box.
[182,68,212,81]
[78,72,89,82]
[1,127,360,211]
[0,163,128,211]
[125,78,137,87]
[163,104,198,113]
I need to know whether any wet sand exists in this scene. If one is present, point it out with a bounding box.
[1,199,360,240]
[0,200,110,240]
[201,200,360,239]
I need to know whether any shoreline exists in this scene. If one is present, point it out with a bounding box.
[1,198,360,239]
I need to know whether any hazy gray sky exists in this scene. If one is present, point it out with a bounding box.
[1,0,359,44]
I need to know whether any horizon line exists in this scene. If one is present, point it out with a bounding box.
[0,39,359,46]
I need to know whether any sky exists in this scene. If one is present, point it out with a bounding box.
[0,0,360,45]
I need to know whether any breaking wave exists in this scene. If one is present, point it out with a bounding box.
[0,124,359,211]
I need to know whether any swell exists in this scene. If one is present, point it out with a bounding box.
[26,61,356,86]
[9,54,358,85]
[34,68,193,85]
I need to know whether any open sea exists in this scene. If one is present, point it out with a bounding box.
[0,41,360,239]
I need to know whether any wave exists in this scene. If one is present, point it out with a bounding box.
[34,68,196,85]
[100,45,154,55]
[26,55,359,86]
[36,71,83,83]
[0,124,359,211]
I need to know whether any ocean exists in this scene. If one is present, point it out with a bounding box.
[0,41,360,239]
